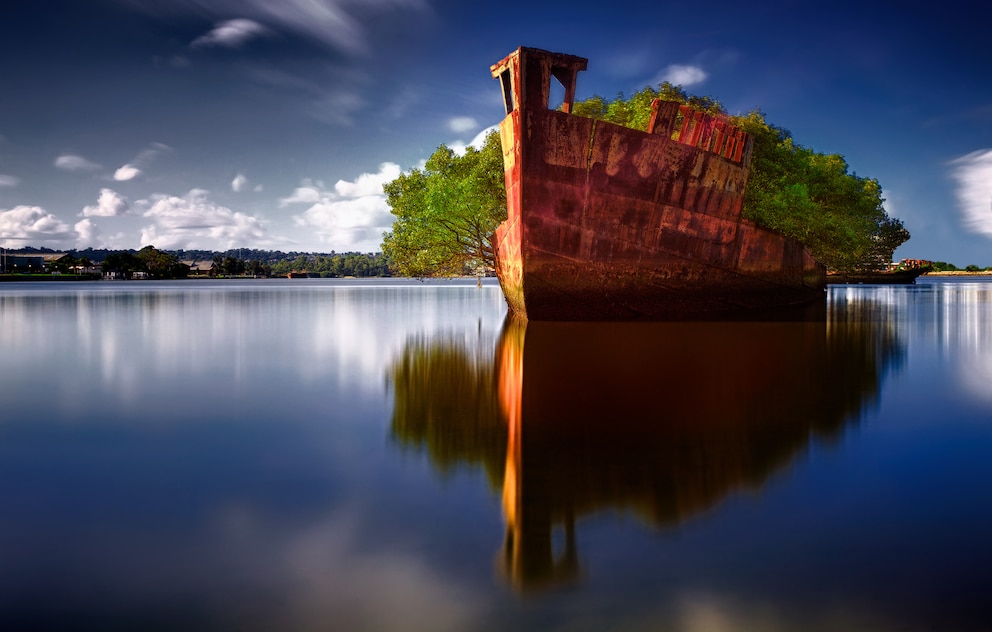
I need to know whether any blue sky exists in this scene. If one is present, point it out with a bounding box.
[1,0,990,264]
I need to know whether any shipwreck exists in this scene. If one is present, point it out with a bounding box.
[490,47,826,320]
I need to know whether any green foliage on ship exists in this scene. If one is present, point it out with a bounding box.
[573,83,910,273]
[382,131,505,277]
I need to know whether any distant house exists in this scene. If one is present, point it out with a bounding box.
[42,253,67,267]
[77,264,102,275]
[2,252,45,272]
[182,260,215,276]
[1,251,67,273]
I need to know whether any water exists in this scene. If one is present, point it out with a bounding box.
[1,277,990,631]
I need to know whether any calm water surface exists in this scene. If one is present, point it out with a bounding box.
[1,278,990,630]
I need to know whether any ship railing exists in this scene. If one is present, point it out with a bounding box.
[648,99,751,164]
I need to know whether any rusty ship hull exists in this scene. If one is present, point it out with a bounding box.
[490,48,825,321]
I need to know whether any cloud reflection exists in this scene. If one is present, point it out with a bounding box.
[207,507,484,632]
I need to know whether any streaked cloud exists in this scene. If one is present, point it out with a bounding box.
[382,87,421,120]
[448,116,478,134]
[950,149,992,237]
[81,189,132,217]
[192,18,270,48]
[120,0,430,56]
[307,90,365,126]
[0,175,20,187]
[113,143,169,181]
[55,154,102,172]
[290,163,400,252]
[139,188,267,250]
[132,142,171,167]
[602,49,651,79]
[0,205,76,246]
[114,165,143,181]
[655,64,708,86]
[243,65,367,126]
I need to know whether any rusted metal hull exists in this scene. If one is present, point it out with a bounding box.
[491,48,825,321]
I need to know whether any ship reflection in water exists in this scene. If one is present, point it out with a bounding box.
[388,299,902,592]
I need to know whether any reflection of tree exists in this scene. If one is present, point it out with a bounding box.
[387,331,505,490]
[826,292,906,426]
[387,299,902,592]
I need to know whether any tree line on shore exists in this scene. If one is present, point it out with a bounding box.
[6,245,987,278]
[929,261,992,272]
[10,246,394,278]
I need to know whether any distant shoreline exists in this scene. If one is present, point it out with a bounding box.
[924,271,992,277]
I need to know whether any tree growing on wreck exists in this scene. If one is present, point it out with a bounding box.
[382,131,505,277]
[572,85,910,273]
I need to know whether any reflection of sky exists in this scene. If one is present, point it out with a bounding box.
[0,279,507,414]
[831,280,992,411]
[0,279,507,628]
[2,279,991,629]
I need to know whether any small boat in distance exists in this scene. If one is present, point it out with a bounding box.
[826,259,932,284]
[489,47,826,321]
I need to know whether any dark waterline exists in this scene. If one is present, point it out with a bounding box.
[1,278,990,630]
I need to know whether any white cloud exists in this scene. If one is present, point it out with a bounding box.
[0,175,20,187]
[334,162,401,197]
[448,116,478,134]
[294,197,395,253]
[279,182,323,207]
[656,64,708,87]
[139,188,266,250]
[84,225,130,250]
[232,173,249,192]
[0,205,77,247]
[289,163,400,252]
[81,189,132,217]
[74,218,100,248]
[950,149,992,237]
[192,18,270,48]
[114,164,143,181]
[449,125,498,157]
[55,154,102,172]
